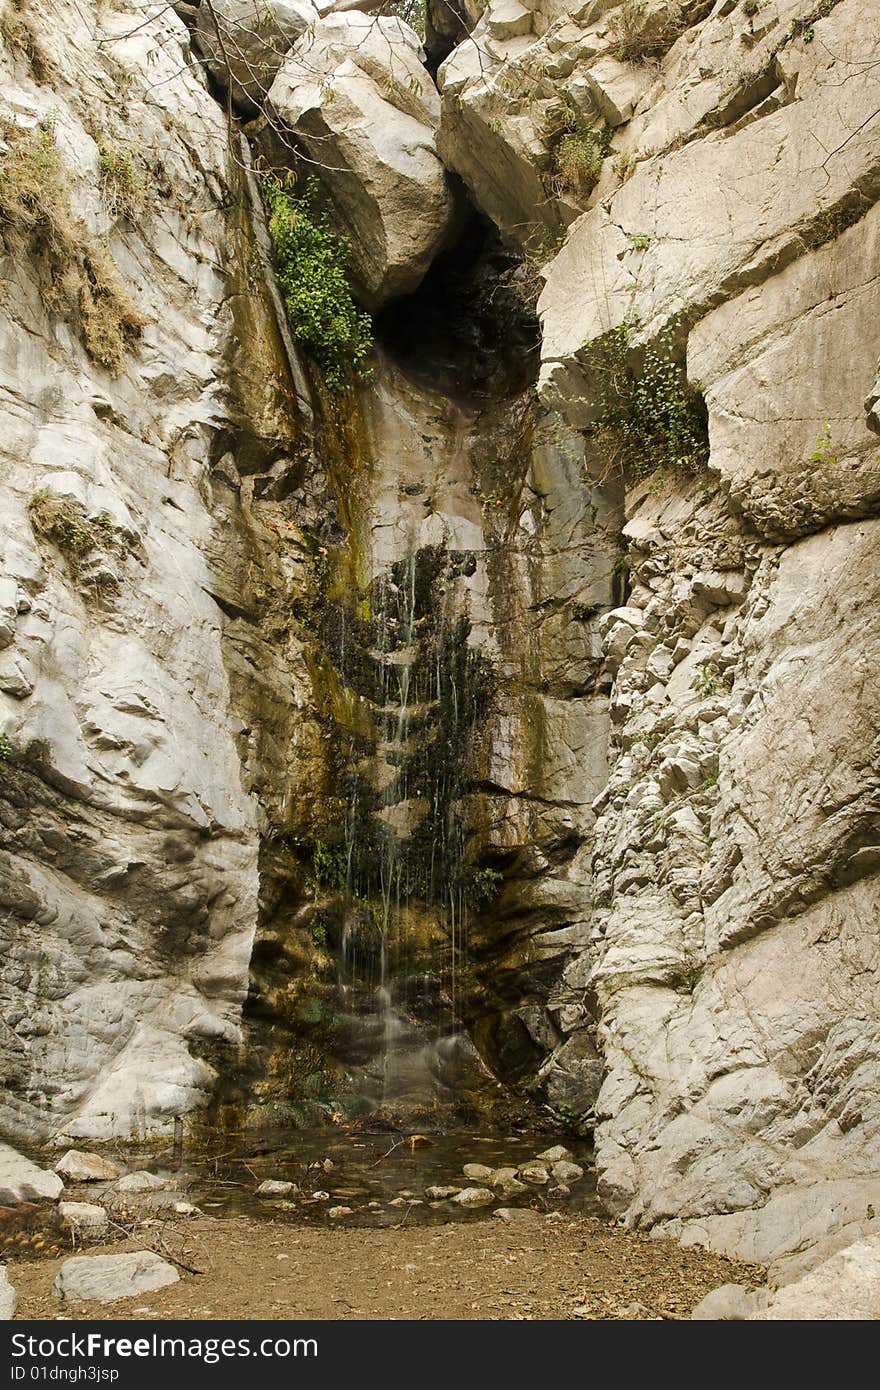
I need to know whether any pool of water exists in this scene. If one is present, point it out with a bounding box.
[127,1123,602,1229]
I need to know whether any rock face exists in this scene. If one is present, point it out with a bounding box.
[268,14,456,307]
[2,0,880,1296]
[0,0,311,1144]
[195,0,317,114]
[55,1251,179,1303]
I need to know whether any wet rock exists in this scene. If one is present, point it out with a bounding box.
[490,1168,527,1199]
[548,1184,570,1200]
[425,1185,461,1200]
[328,1206,353,1218]
[55,1252,179,1303]
[388,1197,408,1208]
[462,1164,493,1182]
[452,1186,495,1209]
[536,1146,574,1164]
[552,1160,584,1185]
[518,1162,550,1186]
[256,1180,296,1197]
[55,1151,121,1183]
[0,1145,64,1204]
[114,1173,175,1195]
[59,1202,109,1236]
[0,1267,16,1320]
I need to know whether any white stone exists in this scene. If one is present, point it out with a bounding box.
[452,1186,495,1209]
[55,1151,121,1183]
[114,1172,174,1194]
[59,1202,110,1235]
[256,1179,296,1197]
[55,1252,179,1303]
[0,1144,64,1203]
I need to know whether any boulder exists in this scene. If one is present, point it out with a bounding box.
[691,1283,766,1320]
[59,1202,110,1236]
[256,1179,296,1197]
[425,1185,461,1200]
[536,1145,574,1164]
[114,1172,174,1194]
[268,14,455,308]
[751,1238,880,1320]
[552,1160,584,1184]
[195,0,317,114]
[518,1162,550,1185]
[452,1186,495,1209]
[0,1144,64,1204]
[490,1167,528,1199]
[55,1151,121,1183]
[55,1251,179,1303]
[462,1163,493,1182]
[0,1267,16,1320]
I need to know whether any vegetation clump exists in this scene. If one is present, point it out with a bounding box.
[610,1,684,65]
[97,143,146,222]
[261,172,373,393]
[0,123,146,374]
[583,320,709,479]
[27,489,118,574]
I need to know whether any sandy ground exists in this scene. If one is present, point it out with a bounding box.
[9,1212,762,1321]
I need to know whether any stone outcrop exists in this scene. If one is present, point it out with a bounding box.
[268,13,456,307]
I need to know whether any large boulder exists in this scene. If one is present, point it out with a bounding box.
[55,1251,179,1303]
[751,1237,880,1320]
[195,0,318,114]
[268,13,456,308]
[0,1144,64,1204]
[55,1150,121,1182]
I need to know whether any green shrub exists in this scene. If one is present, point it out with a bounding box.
[611,1,684,65]
[583,320,709,479]
[261,173,372,392]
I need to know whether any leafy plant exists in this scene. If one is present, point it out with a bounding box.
[583,320,709,480]
[610,1,684,65]
[550,106,612,200]
[808,425,838,466]
[0,733,12,762]
[261,173,372,392]
[693,662,719,697]
[627,232,651,252]
[465,865,504,907]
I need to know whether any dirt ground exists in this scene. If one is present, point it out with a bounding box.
[9,1211,762,1321]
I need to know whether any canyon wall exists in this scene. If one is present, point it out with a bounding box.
[1,0,879,1276]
